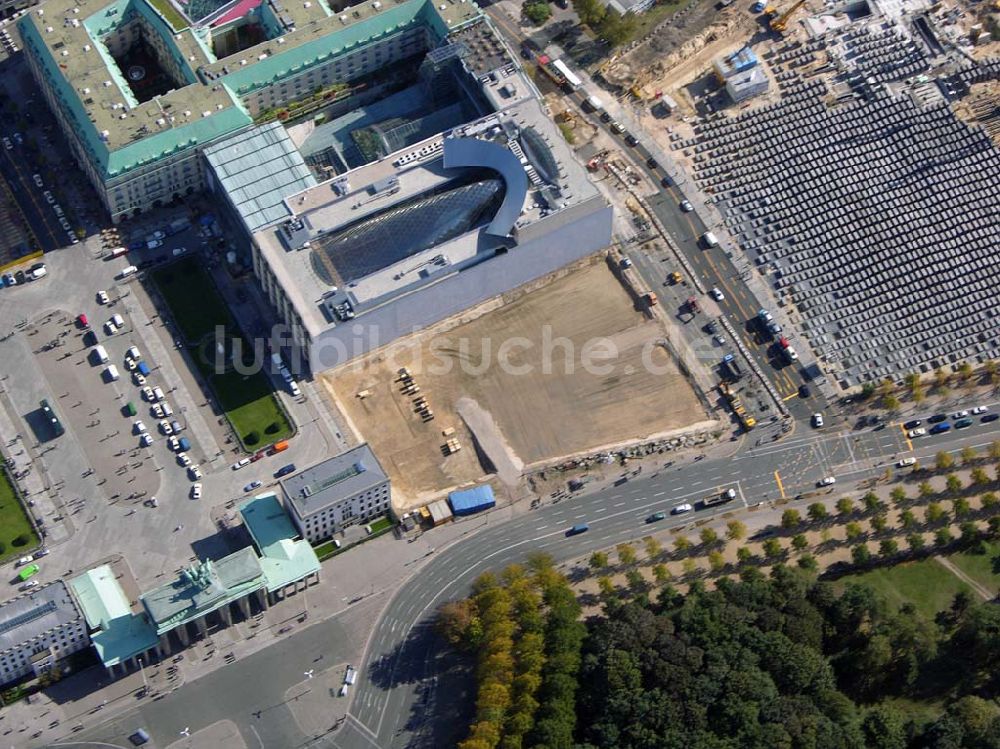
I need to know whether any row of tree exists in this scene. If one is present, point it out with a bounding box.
[440,555,586,749]
[572,0,640,46]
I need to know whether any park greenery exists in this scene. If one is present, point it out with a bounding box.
[441,442,1000,747]
[523,0,552,25]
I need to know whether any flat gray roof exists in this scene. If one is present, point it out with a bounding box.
[281,444,388,519]
[0,581,82,654]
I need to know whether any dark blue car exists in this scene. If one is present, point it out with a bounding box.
[929,422,951,434]
[274,463,296,478]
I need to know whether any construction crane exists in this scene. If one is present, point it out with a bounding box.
[769,0,807,33]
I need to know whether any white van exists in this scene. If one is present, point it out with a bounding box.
[126,345,141,361]
[105,365,120,382]
[701,231,719,248]
[152,386,165,402]
[29,266,47,280]
[93,345,109,364]
[344,666,357,685]
[160,401,173,417]
[117,265,138,279]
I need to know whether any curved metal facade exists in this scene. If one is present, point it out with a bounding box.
[442,137,529,238]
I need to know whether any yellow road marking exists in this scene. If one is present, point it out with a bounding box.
[898,423,913,452]
[782,392,799,401]
[774,470,785,499]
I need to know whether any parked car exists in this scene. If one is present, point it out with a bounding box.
[907,428,926,438]
[929,423,952,434]
[159,420,173,435]
[232,458,251,471]
[928,413,948,423]
[140,434,153,447]
[188,465,202,480]
[190,483,202,499]
[817,476,836,487]
[903,420,922,430]
[811,413,824,428]
[177,453,191,467]
[96,289,110,305]
[76,313,89,327]
[954,418,973,429]
[680,200,693,212]
[951,410,970,419]
[274,463,296,478]
[982,413,999,423]
[709,287,724,301]
[243,480,262,493]
[971,406,988,415]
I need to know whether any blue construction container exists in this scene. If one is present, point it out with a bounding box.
[178,436,191,452]
[137,361,151,376]
[448,485,496,516]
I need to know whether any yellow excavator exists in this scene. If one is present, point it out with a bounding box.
[767,0,807,33]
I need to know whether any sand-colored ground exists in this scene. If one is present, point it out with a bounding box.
[321,261,707,507]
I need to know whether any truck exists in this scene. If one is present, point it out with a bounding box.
[702,488,737,508]
[585,94,604,112]
[719,382,756,430]
[721,353,743,380]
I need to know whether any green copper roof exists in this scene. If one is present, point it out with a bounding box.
[239,494,321,592]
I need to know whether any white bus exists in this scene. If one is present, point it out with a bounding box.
[551,58,582,90]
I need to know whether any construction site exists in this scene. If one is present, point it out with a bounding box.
[319,258,711,510]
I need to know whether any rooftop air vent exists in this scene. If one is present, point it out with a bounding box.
[72,6,79,12]
[45,25,53,32]
[340,13,347,21]
[202,110,212,117]
[277,37,285,44]
[36,7,43,14]
[240,59,247,65]
[82,87,90,94]
[303,1,310,6]
[156,118,165,125]
[183,110,191,116]
[372,1,381,7]
[104,80,112,87]
[83,44,91,51]
[258,53,267,60]
[60,50,69,56]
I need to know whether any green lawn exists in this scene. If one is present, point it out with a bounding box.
[948,541,1000,597]
[146,0,189,30]
[152,258,292,450]
[152,259,236,344]
[0,469,39,563]
[836,559,971,619]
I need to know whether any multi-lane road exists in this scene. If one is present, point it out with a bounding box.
[333,406,1000,749]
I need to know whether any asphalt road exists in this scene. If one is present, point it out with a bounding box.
[334,406,1000,749]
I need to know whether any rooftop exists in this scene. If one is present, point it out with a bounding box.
[18,0,480,177]
[281,444,388,519]
[0,581,83,654]
[204,121,317,233]
[239,493,322,590]
[140,550,265,634]
[254,94,599,337]
[70,566,158,667]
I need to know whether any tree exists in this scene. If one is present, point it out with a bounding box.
[673,536,691,553]
[781,509,802,529]
[791,534,809,551]
[797,554,818,572]
[845,522,863,541]
[597,576,615,598]
[522,0,551,24]
[862,492,882,514]
[588,551,609,571]
[862,705,908,749]
[736,546,752,564]
[935,527,953,546]
[971,467,989,486]
[708,550,725,572]
[652,563,671,584]
[958,522,980,548]
[437,599,479,647]
[699,527,719,547]
[926,502,947,524]
[990,440,1000,461]
[957,361,974,383]
[807,503,828,522]
[616,543,637,566]
[643,536,662,560]
[625,568,646,593]
[837,497,854,516]
[953,497,971,518]
[981,492,999,510]
[889,487,907,505]
[883,394,900,412]
[946,474,963,494]
[852,545,872,566]
[879,539,899,557]
[907,533,925,552]
[596,7,637,46]
[726,520,747,541]
[919,481,935,499]
[572,0,605,26]
[871,514,888,534]
[936,451,954,471]
[762,538,783,559]
[960,445,978,465]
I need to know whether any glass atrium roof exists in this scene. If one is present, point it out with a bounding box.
[310,174,505,286]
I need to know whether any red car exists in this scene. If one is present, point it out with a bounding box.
[77,313,89,328]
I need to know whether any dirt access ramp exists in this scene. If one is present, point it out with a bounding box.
[319,259,707,510]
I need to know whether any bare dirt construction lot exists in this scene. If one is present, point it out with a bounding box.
[320,260,707,507]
